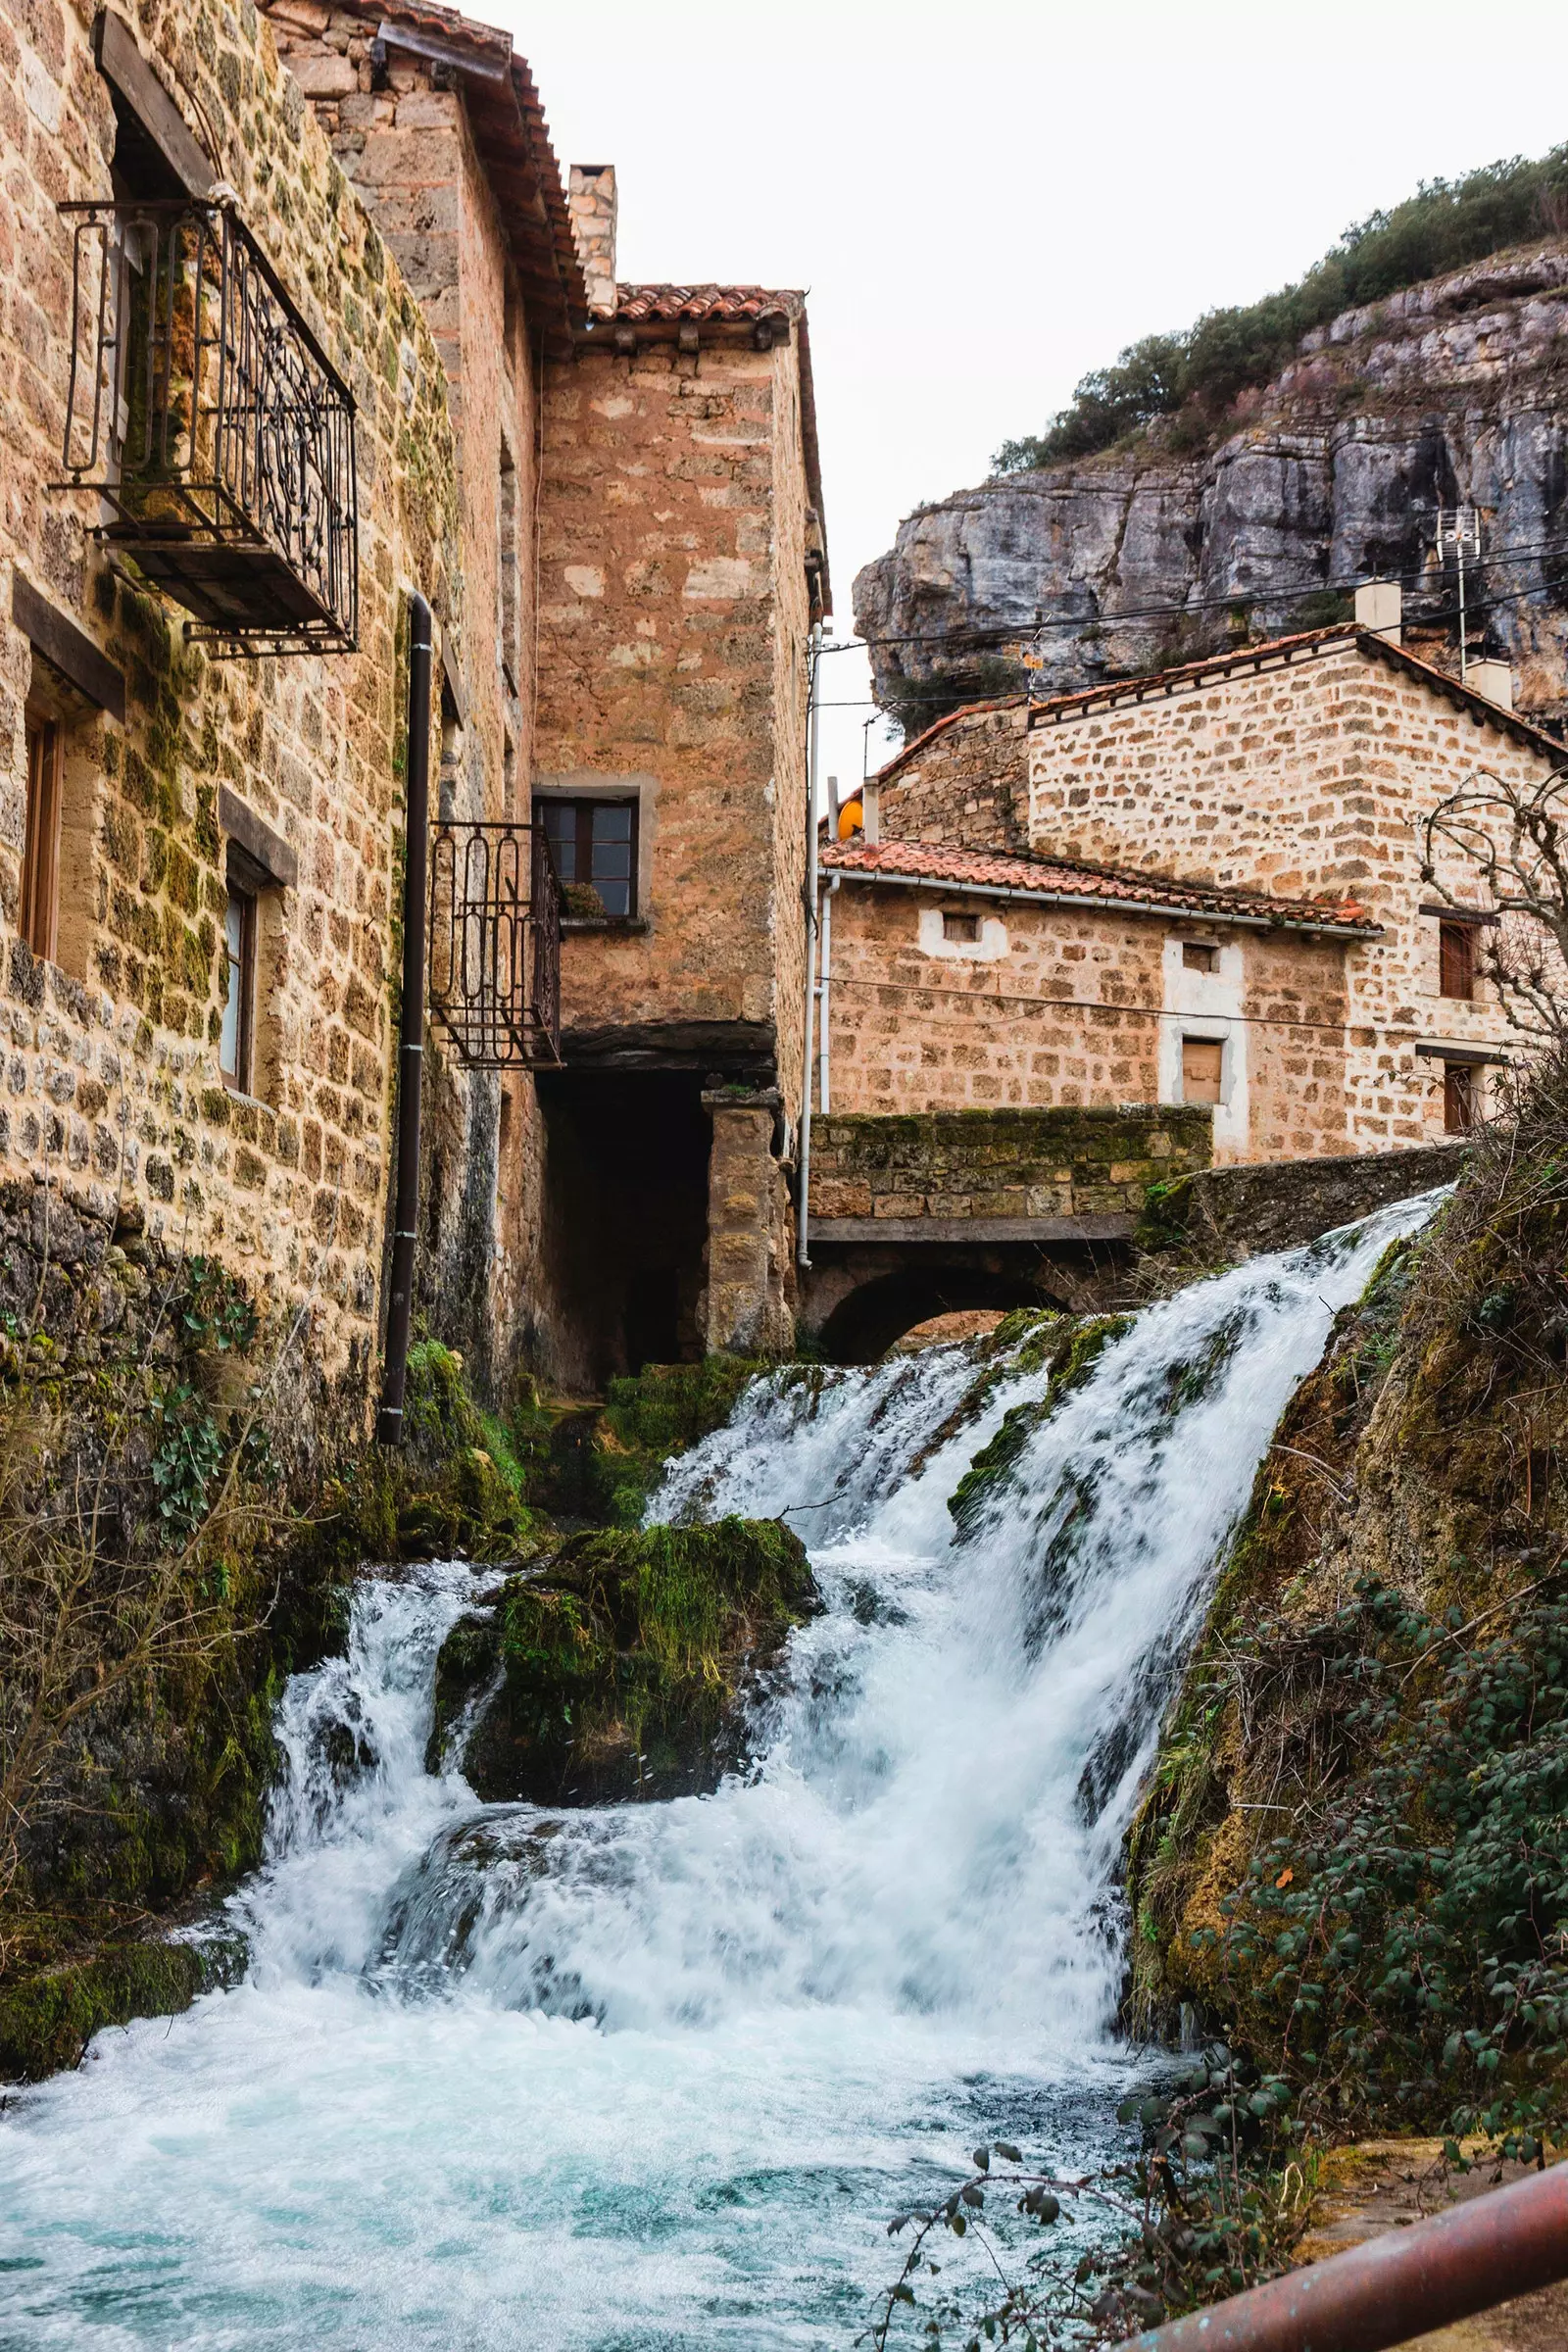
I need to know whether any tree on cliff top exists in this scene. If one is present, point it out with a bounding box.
[995,145,1568,473]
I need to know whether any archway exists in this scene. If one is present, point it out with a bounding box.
[815,1263,1060,1366]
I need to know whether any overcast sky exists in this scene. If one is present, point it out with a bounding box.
[511,0,1568,791]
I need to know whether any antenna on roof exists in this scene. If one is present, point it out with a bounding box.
[1434,506,1483,682]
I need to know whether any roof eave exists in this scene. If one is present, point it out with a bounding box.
[820,858,1383,940]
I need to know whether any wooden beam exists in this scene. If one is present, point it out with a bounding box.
[808,1214,1137,1246]
[95,11,213,196]
[13,574,125,722]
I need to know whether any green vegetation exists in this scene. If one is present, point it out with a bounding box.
[994,146,1568,470]
[532,1355,782,1529]
[947,1316,1131,1536]
[442,1518,818,1804]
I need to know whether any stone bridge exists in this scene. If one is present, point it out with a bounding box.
[796,1107,1466,1361]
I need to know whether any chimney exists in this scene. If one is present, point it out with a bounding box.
[1468,659,1514,711]
[1353,579,1402,644]
[861,778,881,846]
[568,164,617,319]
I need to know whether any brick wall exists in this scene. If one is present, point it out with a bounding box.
[808,1105,1212,1226]
[0,0,464,1401]
[821,881,1350,1163]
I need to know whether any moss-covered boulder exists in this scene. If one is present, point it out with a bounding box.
[434,1517,818,1804]
[948,1314,1132,1536]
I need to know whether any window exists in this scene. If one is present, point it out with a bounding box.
[220,879,257,1091]
[21,706,62,960]
[539,798,637,919]
[1182,941,1218,973]
[942,909,980,944]
[1182,1036,1224,1104]
[1439,920,1477,1002]
[1444,1061,1477,1135]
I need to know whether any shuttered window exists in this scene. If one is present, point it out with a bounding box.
[1439,921,1477,1002]
[1182,1037,1224,1104]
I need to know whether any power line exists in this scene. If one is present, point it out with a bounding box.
[817,540,1568,659]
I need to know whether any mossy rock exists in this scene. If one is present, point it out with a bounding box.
[441,1516,818,1804]
[949,1314,1133,1536]
[0,1932,247,2082]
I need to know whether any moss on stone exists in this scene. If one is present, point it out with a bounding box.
[0,1934,247,2082]
[949,1314,1133,1536]
[448,1517,817,1805]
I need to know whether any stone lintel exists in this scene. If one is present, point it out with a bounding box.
[808,1214,1137,1245]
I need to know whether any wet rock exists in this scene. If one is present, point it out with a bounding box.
[438,1517,819,1806]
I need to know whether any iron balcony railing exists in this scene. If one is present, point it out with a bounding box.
[428,821,563,1068]
[54,199,358,657]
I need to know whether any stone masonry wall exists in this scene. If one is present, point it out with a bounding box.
[1024,640,1544,1149]
[535,324,812,1111]
[262,0,550,1388]
[878,702,1031,854]
[808,1105,1212,1227]
[823,883,1351,1164]
[0,0,463,1401]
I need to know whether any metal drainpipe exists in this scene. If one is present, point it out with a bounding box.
[376,590,433,1446]
[796,619,822,1269]
[818,874,839,1113]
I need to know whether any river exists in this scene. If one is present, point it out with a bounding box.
[0,1196,1436,2348]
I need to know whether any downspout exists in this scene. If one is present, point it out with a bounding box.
[796,619,822,1268]
[818,873,839,1113]
[376,590,433,1446]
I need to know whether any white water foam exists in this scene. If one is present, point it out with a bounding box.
[0,1195,1439,2347]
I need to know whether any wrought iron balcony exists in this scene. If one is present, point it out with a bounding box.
[429,820,563,1068]
[54,199,358,657]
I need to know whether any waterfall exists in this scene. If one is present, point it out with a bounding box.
[0,1195,1439,2349]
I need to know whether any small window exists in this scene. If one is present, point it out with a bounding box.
[220,880,257,1091]
[1439,920,1477,1002]
[1182,1036,1224,1104]
[1444,1061,1477,1136]
[21,706,62,961]
[942,909,980,944]
[538,798,638,919]
[1182,940,1218,973]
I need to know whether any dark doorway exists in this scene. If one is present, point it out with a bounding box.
[537,1070,710,1389]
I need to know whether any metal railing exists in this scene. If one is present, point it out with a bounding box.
[54,199,358,656]
[1133,2161,1568,2352]
[428,820,562,1068]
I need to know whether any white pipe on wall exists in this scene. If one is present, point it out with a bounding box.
[818,874,839,1113]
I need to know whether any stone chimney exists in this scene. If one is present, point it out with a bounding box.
[568,165,617,318]
[1468,658,1514,711]
[1354,579,1402,644]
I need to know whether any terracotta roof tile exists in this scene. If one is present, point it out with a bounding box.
[820,837,1382,935]
[612,284,803,324]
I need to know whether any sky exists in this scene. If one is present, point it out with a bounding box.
[508,0,1568,793]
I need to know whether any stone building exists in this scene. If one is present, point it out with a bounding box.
[812,588,1556,1173]
[0,0,474,1425]
[236,0,829,1387]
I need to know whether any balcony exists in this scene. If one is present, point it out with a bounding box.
[55,199,358,657]
[429,821,563,1068]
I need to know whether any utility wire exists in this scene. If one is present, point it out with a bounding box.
[815,542,1568,659]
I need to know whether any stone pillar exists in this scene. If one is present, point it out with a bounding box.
[702,1094,794,1357]
[567,165,617,318]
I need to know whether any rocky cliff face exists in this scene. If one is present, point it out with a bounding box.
[856,243,1568,728]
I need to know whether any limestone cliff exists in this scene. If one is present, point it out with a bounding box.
[856,243,1568,730]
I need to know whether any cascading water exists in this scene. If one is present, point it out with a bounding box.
[0,1196,1439,2348]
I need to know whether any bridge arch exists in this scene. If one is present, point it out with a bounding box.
[814,1262,1065,1365]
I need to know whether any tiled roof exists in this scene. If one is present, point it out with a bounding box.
[612,285,803,324]
[819,837,1382,936]
[330,0,586,342]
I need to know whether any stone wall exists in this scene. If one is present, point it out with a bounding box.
[0,0,465,1411]
[808,1105,1212,1228]
[1025,637,1541,1149]
[1138,1140,1467,1263]
[878,703,1031,854]
[822,881,1352,1164]
[261,0,553,1387]
[534,321,812,1111]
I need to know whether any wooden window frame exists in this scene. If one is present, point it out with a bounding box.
[21,706,63,963]
[1181,940,1219,973]
[220,875,258,1094]
[538,795,640,921]
[1438,919,1478,1003]
[1181,1034,1226,1105]
[1444,1061,1478,1135]
[942,908,980,944]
